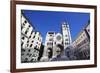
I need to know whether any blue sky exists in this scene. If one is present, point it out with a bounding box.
[22,10,90,43]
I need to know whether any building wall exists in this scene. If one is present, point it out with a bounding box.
[43,32,55,59]
[85,24,90,36]
[71,23,90,60]
[21,13,42,62]
[21,14,33,38]
[73,31,88,48]
[21,34,28,49]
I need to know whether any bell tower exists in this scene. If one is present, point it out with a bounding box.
[62,21,72,49]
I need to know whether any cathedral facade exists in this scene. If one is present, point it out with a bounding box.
[42,22,72,60]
